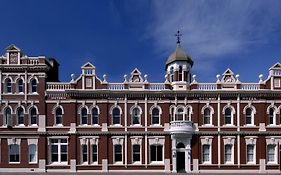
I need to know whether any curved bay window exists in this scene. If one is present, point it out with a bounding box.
[112,108,121,125]
[176,108,184,121]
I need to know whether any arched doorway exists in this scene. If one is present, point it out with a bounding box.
[176,142,185,173]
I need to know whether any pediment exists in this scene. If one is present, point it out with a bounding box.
[5,44,21,52]
[129,68,143,83]
[81,62,95,69]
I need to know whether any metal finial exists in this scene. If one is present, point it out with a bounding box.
[175,30,182,44]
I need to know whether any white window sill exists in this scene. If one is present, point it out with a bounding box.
[109,124,123,127]
[29,92,38,95]
[15,124,25,127]
[29,162,38,164]
[201,161,212,165]
[80,162,89,165]
[223,125,235,127]
[49,162,68,166]
[244,124,256,127]
[149,161,164,165]
[149,124,162,127]
[9,162,20,164]
[132,161,142,165]
[224,161,234,165]
[246,162,256,165]
[91,124,100,127]
[113,162,123,165]
[267,161,278,165]
[130,124,142,127]
[202,124,214,127]
[53,124,64,127]
[28,124,38,127]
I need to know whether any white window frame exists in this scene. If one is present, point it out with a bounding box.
[131,137,142,164]
[223,136,235,164]
[110,106,122,126]
[16,78,24,94]
[28,139,38,164]
[131,107,141,125]
[29,107,38,126]
[80,107,88,126]
[30,78,37,93]
[3,107,13,127]
[8,138,21,164]
[5,78,12,94]
[112,136,124,164]
[222,105,236,126]
[266,137,278,164]
[267,107,276,126]
[245,137,257,164]
[16,107,25,126]
[53,106,64,126]
[200,136,213,164]
[49,138,68,165]
[91,107,99,126]
[148,137,164,164]
[201,105,214,126]
[274,78,280,88]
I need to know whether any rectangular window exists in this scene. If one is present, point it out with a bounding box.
[114,144,122,163]
[133,145,140,162]
[9,144,20,163]
[224,144,232,163]
[50,138,68,163]
[82,144,88,163]
[267,144,275,163]
[91,145,98,163]
[247,145,254,163]
[29,144,37,163]
[150,145,163,162]
[202,145,210,162]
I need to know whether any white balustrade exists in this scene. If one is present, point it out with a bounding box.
[241,83,260,90]
[27,59,39,65]
[108,83,125,90]
[149,83,165,90]
[47,83,72,91]
[169,120,194,134]
[198,83,217,90]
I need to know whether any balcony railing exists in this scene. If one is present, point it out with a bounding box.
[241,83,260,90]
[108,83,125,90]
[47,83,73,91]
[149,83,165,91]
[198,83,217,90]
[169,120,194,134]
[273,70,281,76]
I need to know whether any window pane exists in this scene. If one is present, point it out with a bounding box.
[114,145,122,162]
[9,144,20,162]
[267,145,275,162]
[82,144,87,162]
[133,145,140,162]
[152,108,160,124]
[29,144,37,163]
[17,108,24,125]
[247,145,254,162]
[31,79,37,92]
[92,108,98,125]
[204,108,211,124]
[92,145,97,162]
[156,145,163,161]
[203,145,210,162]
[30,108,37,125]
[225,145,232,162]
[150,145,156,161]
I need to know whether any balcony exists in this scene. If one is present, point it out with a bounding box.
[169,120,194,135]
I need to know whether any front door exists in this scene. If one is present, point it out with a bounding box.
[177,151,185,172]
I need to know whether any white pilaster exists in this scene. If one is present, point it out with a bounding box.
[237,95,240,166]
[38,115,46,132]
[185,139,191,173]
[24,70,27,101]
[102,159,108,172]
[171,136,177,173]
[218,95,221,166]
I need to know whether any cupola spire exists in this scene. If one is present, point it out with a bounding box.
[175,30,182,44]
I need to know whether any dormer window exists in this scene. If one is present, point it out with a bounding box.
[84,69,93,75]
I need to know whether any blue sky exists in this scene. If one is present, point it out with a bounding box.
[0,0,281,83]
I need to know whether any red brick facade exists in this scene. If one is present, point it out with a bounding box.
[0,44,281,173]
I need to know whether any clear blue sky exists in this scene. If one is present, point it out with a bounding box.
[0,0,281,83]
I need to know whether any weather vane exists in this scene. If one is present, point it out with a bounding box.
[175,30,182,44]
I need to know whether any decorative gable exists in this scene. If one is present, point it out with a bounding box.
[129,68,143,83]
[269,62,281,70]
[221,68,236,83]
[5,44,21,65]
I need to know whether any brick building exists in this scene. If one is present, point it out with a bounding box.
[0,42,281,173]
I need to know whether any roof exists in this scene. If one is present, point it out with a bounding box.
[165,43,193,68]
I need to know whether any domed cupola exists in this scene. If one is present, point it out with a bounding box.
[165,31,194,90]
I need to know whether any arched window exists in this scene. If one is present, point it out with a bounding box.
[179,66,183,81]
[55,107,63,125]
[4,107,12,126]
[132,107,140,125]
[17,107,24,125]
[17,79,24,93]
[170,106,175,121]
[92,107,99,125]
[112,108,121,125]
[170,67,174,82]
[186,107,191,121]
[30,107,37,125]
[245,108,253,125]
[203,108,211,125]
[176,108,184,121]
[81,107,88,125]
[5,78,12,93]
[225,108,232,125]
[269,108,275,125]
[152,108,160,125]
[31,79,37,93]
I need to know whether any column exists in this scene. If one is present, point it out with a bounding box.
[185,139,191,173]
[171,135,177,173]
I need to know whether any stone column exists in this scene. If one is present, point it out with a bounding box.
[185,139,191,173]
[171,135,177,173]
